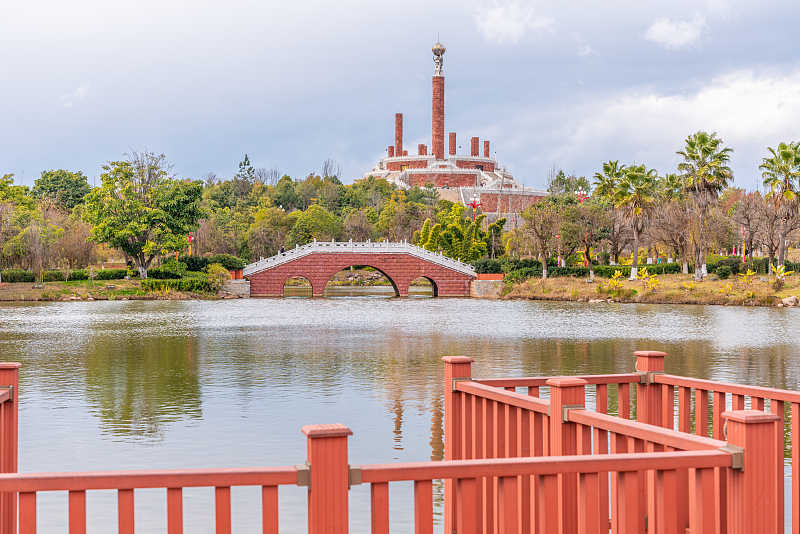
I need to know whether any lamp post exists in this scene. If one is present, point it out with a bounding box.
[557,234,561,267]
[741,226,746,261]
[467,194,482,221]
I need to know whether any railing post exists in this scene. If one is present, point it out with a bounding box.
[302,424,353,534]
[546,377,587,534]
[0,363,20,534]
[723,410,780,534]
[442,356,474,534]
[635,350,666,427]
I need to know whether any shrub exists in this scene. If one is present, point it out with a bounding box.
[208,254,247,270]
[179,254,210,272]
[716,266,731,279]
[473,258,503,274]
[141,278,212,293]
[147,268,182,280]
[0,270,35,283]
[94,269,128,280]
[206,263,231,291]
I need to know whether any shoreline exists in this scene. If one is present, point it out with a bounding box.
[478,272,800,308]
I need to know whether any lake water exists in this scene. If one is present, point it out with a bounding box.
[1,289,798,532]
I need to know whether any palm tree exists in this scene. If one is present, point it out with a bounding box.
[760,141,800,267]
[593,161,626,199]
[676,131,733,280]
[614,164,657,280]
[593,161,626,264]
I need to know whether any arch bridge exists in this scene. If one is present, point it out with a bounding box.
[244,241,476,297]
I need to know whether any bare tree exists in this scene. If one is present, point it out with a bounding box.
[255,166,281,187]
[321,159,343,181]
[202,172,218,186]
[344,210,374,242]
[731,191,763,260]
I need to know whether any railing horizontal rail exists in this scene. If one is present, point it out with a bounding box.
[360,450,732,483]
[0,466,298,492]
[569,409,727,450]
[656,373,800,404]
[455,381,549,413]
[476,373,641,388]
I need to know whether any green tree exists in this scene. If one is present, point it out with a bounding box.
[286,204,342,246]
[677,131,734,280]
[273,175,299,211]
[32,169,91,211]
[83,151,204,278]
[760,141,800,266]
[520,202,561,278]
[0,174,35,210]
[614,164,658,279]
[560,201,611,279]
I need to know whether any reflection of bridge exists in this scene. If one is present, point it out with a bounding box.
[244,241,476,297]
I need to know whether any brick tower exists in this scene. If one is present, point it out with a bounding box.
[432,42,445,160]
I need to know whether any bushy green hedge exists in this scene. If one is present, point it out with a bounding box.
[208,254,247,270]
[177,254,247,272]
[141,278,211,292]
[716,265,732,279]
[147,268,182,280]
[1,269,129,283]
[0,270,36,283]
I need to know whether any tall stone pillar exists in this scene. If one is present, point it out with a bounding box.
[432,42,446,160]
[395,113,403,158]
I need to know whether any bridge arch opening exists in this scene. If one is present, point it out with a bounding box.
[409,276,438,297]
[325,265,399,297]
[283,276,313,298]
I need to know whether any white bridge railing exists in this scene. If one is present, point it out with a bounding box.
[243,241,477,278]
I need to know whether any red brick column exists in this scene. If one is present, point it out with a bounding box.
[395,113,403,158]
[432,77,444,159]
[303,424,353,534]
[471,137,479,157]
[0,363,19,534]
[484,140,490,158]
[418,144,427,156]
[449,133,456,155]
[723,410,780,533]
[442,356,473,534]
[388,146,394,158]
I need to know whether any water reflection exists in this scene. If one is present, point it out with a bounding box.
[2,296,800,532]
[84,333,201,441]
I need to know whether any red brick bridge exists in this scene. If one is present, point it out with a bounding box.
[244,241,476,297]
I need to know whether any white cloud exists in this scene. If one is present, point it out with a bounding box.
[578,45,597,57]
[501,69,800,190]
[473,1,555,44]
[706,0,732,19]
[60,84,90,108]
[644,13,706,50]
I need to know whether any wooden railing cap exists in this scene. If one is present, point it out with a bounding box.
[0,363,21,369]
[634,351,667,358]
[441,356,474,364]
[302,423,353,438]
[721,410,781,424]
[546,377,589,387]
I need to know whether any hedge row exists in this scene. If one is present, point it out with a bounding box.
[0,268,129,283]
[178,254,247,271]
[707,257,800,275]
[141,279,211,292]
[147,267,182,280]
[504,262,683,283]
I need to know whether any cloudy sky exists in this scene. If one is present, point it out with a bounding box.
[1,0,798,191]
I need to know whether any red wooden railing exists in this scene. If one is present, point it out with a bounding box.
[0,356,791,533]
